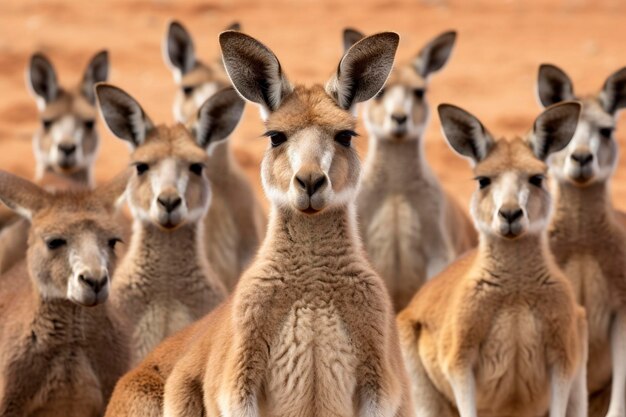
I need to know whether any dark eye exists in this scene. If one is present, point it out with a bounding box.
[83,119,95,130]
[265,131,288,148]
[108,238,122,250]
[599,127,614,138]
[182,86,194,96]
[42,119,53,130]
[529,174,545,188]
[46,238,66,250]
[413,88,425,100]
[476,176,491,189]
[135,163,149,175]
[375,88,386,100]
[334,130,358,147]
[189,163,204,176]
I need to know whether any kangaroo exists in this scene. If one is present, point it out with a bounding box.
[537,64,626,417]
[397,102,588,417]
[345,28,477,311]
[96,84,246,365]
[0,51,110,275]
[164,20,267,290]
[104,30,414,417]
[0,169,129,417]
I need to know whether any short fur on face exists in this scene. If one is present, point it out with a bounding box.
[537,64,626,186]
[27,51,109,181]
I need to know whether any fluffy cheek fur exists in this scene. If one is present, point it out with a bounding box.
[27,241,71,299]
[127,175,155,224]
[261,146,293,208]
[183,175,211,223]
[327,147,360,208]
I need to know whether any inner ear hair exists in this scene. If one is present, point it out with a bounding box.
[530,101,581,160]
[601,67,626,115]
[195,87,245,148]
[537,63,575,108]
[438,103,494,163]
[27,53,59,104]
[413,30,457,79]
[82,50,109,104]
[164,20,196,75]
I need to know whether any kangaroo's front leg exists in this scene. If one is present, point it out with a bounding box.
[607,309,626,417]
[447,366,478,417]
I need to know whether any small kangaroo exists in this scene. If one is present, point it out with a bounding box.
[96,85,243,365]
[397,102,588,417]
[105,30,414,417]
[0,169,129,417]
[537,64,626,417]
[346,28,477,311]
[0,51,109,274]
[164,20,267,290]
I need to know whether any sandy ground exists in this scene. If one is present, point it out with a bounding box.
[2,0,626,211]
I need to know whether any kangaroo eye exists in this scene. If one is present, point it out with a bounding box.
[189,163,204,176]
[476,176,491,189]
[46,238,67,250]
[413,88,425,100]
[108,238,122,250]
[529,174,544,188]
[265,131,288,148]
[334,130,358,148]
[42,119,54,130]
[83,119,95,130]
[135,163,149,175]
[182,86,194,96]
[599,127,614,138]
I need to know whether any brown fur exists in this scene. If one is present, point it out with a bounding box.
[0,171,129,417]
[398,105,587,417]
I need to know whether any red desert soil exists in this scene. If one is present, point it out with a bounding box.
[2,0,626,212]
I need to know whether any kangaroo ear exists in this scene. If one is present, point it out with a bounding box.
[413,31,457,79]
[225,21,241,31]
[0,171,49,220]
[94,168,131,211]
[194,88,245,148]
[220,31,292,119]
[438,104,495,163]
[326,32,399,111]
[529,101,581,161]
[95,83,154,148]
[342,28,365,53]
[81,50,109,104]
[537,64,575,108]
[600,67,626,115]
[164,20,196,78]
[27,53,59,105]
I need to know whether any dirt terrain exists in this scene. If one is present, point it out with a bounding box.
[2,0,626,211]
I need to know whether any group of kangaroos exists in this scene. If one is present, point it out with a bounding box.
[0,19,624,417]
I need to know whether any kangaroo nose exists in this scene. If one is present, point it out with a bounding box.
[499,208,523,224]
[78,273,108,294]
[157,195,182,213]
[391,113,408,125]
[58,144,77,156]
[295,171,328,197]
[571,152,593,166]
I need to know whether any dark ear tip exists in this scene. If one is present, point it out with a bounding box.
[30,52,51,66]
[437,103,462,117]
[440,30,458,41]
[168,20,186,33]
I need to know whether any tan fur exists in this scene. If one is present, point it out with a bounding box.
[0,171,129,417]
[357,34,477,311]
[105,31,413,416]
[165,21,267,290]
[111,124,226,365]
[398,109,587,417]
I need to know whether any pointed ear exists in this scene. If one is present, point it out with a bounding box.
[438,104,494,163]
[94,168,131,211]
[537,64,574,108]
[27,53,59,104]
[0,171,49,220]
[81,50,109,104]
[326,32,399,111]
[600,67,626,115]
[95,83,154,148]
[529,101,581,161]
[194,88,245,148]
[413,31,457,79]
[219,31,292,118]
[342,28,365,53]
[225,21,241,31]
[164,20,196,77]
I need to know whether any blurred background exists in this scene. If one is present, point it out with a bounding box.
[1,0,626,210]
